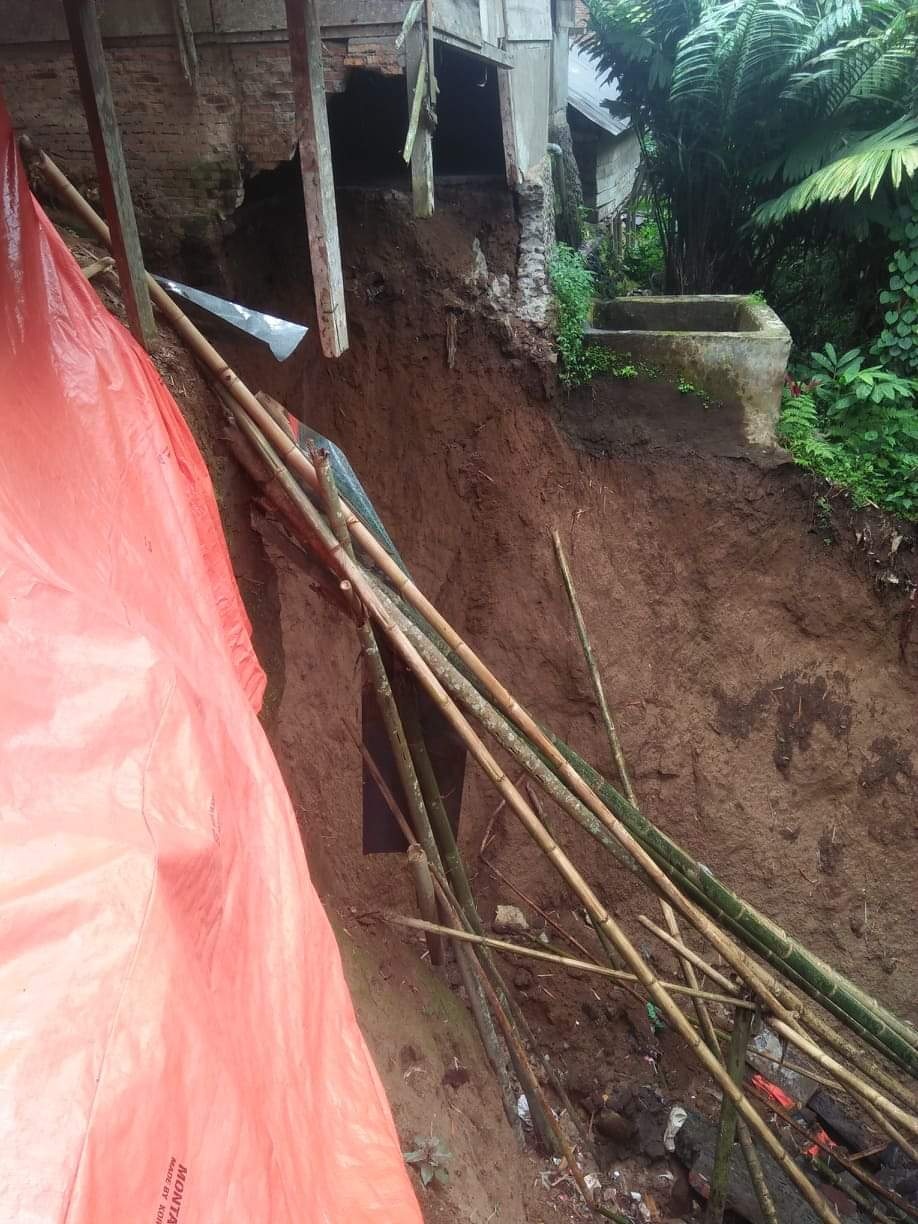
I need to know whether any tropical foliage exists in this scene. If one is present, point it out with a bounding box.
[582,0,918,291]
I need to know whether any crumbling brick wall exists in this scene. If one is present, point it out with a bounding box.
[0,36,400,258]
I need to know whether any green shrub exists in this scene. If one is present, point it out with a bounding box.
[873,197,918,378]
[621,217,665,289]
[780,344,918,516]
[549,243,616,386]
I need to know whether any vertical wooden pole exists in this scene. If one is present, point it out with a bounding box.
[284,0,349,357]
[63,0,156,351]
[405,26,435,218]
[497,68,519,188]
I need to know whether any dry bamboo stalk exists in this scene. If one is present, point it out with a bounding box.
[450,920,524,1143]
[310,443,446,962]
[355,731,523,1136]
[370,578,918,1123]
[706,1002,755,1224]
[255,390,295,441]
[407,844,442,964]
[658,908,780,1224]
[770,1021,918,1140]
[356,728,576,1158]
[448,909,591,1197]
[639,915,739,995]
[551,529,637,809]
[30,141,918,1081]
[224,411,840,1223]
[387,915,759,1010]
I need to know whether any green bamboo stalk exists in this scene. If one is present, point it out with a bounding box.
[707,1002,755,1224]
[547,734,918,1075]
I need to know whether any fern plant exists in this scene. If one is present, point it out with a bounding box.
[584,0,918,289]
[781,343,918,513]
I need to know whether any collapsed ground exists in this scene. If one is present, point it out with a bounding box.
[68,180,918,1221]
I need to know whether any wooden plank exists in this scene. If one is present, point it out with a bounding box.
[284,0,349,357]
[503,0,551,41]
[63,0,156,351]
[405,25,435,218]
[497,67,519,186]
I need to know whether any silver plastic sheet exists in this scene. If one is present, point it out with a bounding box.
[154,276,307,361]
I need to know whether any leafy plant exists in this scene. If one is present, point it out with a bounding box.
[621,214,666,288]
[779,343,918,514]
[549,243,616,385]
[583,0,918,291]
[403,1135,452,1189]
[873,196,918,375]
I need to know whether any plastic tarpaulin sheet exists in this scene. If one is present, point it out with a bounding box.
[0,102,421,1224]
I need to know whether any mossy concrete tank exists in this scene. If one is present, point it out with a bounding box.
[585,295,792,446]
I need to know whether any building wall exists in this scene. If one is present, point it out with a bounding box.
[573,125,640,222]
[0,38,399,231]
[595,129,640,221]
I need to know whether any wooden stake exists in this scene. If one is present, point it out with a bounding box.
[404,27,434,217]
[62,0,155,350]
[284,0,348,356]
[552,529,636,807]
[706,1002,754,1224]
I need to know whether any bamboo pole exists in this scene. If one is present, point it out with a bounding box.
[354,731,522,1137]
[551,529,637,809]
[32,141,915,1078]
[387,915,759,1010]
[547,559,775,1214]
[407,844,441,961]
[444,905,592,1200]
[224,411,840,1223]
[808,1158,901,1224]
[770,1021,918,1140]
[706,1002,755,1224]
[394,669,481,928]
[369,576,918,1129]
[639,915,739,995]
[310,442,445,965]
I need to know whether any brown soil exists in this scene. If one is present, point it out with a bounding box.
[68,182,918,1222]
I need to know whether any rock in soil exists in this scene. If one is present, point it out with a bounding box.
[493,904,528,935]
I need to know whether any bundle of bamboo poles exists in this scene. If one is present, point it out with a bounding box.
[30,143,918,1224]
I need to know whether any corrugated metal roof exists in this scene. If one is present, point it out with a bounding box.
[567,43,631,137]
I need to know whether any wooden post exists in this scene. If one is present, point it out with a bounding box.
[284,0,348,358]
[405,26,434,218]
[63,0,156,351]
[497,68,519,188]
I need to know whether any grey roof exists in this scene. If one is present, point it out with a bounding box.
[567,42,631,137]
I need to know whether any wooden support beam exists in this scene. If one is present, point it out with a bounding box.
[497,67,519,188]
[284,0,348,358]
[63,0,156,351]
[405,25,435,218]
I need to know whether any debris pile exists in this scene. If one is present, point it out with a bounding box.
[30,143,918,1224]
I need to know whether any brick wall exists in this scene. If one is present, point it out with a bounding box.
[0,36,401,252]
